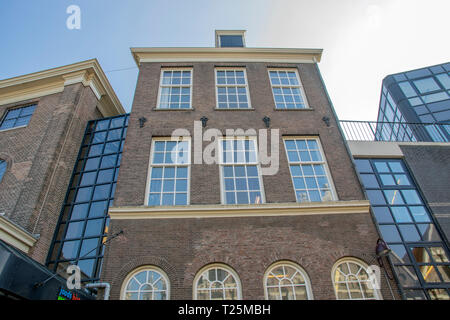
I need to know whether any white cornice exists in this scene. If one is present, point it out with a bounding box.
[0,215,37,253]
[0,59,125,116]
[109,200,370,220]
[131,47,323,66]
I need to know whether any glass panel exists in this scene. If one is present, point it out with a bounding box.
[413,78,440,94]
[393,265,420,287]
[372,207,394,223]
[429,247,449,263]
[428,289,450,300]
[379,225,402,243]
[389,244,411,264]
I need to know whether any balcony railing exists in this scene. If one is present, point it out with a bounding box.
[339,120,450,142]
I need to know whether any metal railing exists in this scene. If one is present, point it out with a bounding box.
[339,120,450,142]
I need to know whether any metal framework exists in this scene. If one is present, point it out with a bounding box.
[46,114,129,283]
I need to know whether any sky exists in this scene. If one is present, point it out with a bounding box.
[0,0,449,121]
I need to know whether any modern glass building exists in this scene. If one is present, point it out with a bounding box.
[375,62,450,142]
[46,114,129,283]
[355,158,450,300]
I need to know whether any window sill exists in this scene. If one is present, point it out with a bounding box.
[273,108,314,111]
[0,125,28,133]
[214,108,255,111]
[152,107,195,111]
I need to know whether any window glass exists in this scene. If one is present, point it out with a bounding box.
[220,138,263,204]
[355,158,450,299]
[436,73,450,90]
[284,138,334,203]
[148,139,190,206]
[333,260,379,300]
[0,160,6,183]
[265,263,312,300]
[399,82,417,98]
[195,265,241,300]
[47,115,128,283]
[269,69,308,109]
[219,35,244,47]
[215,69,250,109]
[0,104,36,130]
[123,268,169,300]
[413,78,440,94]
[158,69,192,109]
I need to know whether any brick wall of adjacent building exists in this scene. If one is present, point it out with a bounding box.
[0,84,103,264]
[101,61,399,300]
[400,144,450,243]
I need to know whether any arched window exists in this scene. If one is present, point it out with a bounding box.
[0,160,6,183]
[194,264,241,300]
[332,258,381,300]
[121,266,170,300]
[264,261,313,300]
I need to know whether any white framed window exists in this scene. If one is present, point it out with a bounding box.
[194,264,242,300]
[156,68,192,109]
[332,258,381,300]
[268,69,309,109]
[264,261,313,300]
[219,137,265,204]
[215,68,251,109]
[215,30,246,48]
[0,104,36,131]
[283,137,336,203]
[121,266,170,300]
[146,138,190,206]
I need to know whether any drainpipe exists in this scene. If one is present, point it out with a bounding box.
[84,283,111,300]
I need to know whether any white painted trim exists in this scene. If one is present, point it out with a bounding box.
[0,59,124,115]
[193,263,242,300]
[348,141,404,158]
[215,30,246,48]
[282,136,339,202]
[131,47,323,65]
[144,137,192,206]
[268,68,311,110]
[214,67,252,109]
[331,257,383,300]
[108,200,370,220]
[0,215,37,253]
[263,261,314,300]
[120,265,171,300]
[156,67,193,110]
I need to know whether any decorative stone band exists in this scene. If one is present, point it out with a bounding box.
[108,200,370,220]
[0,215,37,253]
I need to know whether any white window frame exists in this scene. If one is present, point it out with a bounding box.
[156,68,193,109]
[193,263,242,300]
[120,265,170,300]
[218,136,266,205]
[283,136,337,203]
[215,67,252,109]
[263,261,314,300]
[268,68,310,110]
[215,30,246,48]
[145,137,191,206]
[331,258,382,300]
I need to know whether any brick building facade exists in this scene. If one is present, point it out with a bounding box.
[99,43,399,300]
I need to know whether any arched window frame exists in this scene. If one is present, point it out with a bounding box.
[0,159,7,184]
[120,265,170,300]
[193,263,242,300]
[331,257,382,300]
[263,261,314,300]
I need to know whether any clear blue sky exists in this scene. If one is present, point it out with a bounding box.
[1,0,449,120]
